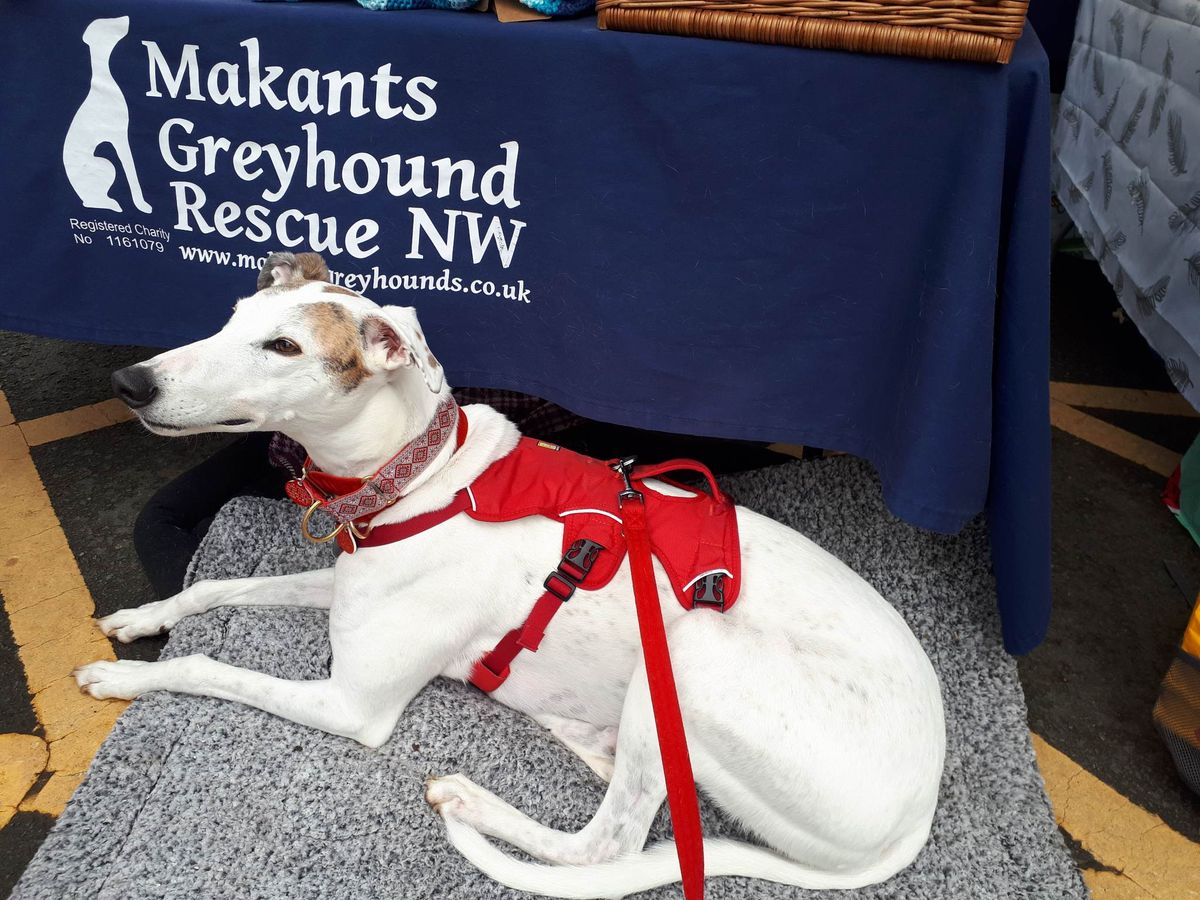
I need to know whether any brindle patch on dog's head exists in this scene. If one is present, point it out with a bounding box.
[301,301,369,391]
[294,252,330,283]
[256,251,331,292]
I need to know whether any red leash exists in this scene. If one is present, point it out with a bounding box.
[327,439,711,897]
[615,459,705,900]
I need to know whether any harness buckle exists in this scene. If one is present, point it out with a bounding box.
[692,572,727,611]
[559,539,604,583]
[543,570,577,602]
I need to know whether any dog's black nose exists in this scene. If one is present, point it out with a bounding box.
[111,365,158,409]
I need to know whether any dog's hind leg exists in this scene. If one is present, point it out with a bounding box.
[429,670,664,867]
[98,569,335,643]
[534,714,617,782]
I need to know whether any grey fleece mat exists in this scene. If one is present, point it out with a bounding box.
[15,458,1087,900]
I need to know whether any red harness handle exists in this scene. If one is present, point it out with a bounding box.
[618,471,705,900]
[631,458,724,503]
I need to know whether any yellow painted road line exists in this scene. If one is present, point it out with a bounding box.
[19,398,135,447]
[0,734,48,829]
[0,389,126,817]
[1051,382,1200,418]
[1050,398,1181,477]
[1033,733,1200,899]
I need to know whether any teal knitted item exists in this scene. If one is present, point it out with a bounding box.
[517,0,593,14]
[262,0,594,17]
[357,0,477,9]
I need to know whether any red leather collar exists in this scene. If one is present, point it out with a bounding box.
[355,489,473,548]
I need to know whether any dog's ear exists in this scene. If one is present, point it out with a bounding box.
[256,251,330,290]
[361,306,445,393]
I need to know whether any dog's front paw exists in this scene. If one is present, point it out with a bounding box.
[97,600,177,643]
[73,659,151,700]
[424,773,494,824]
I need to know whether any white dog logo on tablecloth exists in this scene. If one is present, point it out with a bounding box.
[63,16,153,214]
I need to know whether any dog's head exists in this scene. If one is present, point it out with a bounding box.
[112,251,445,437]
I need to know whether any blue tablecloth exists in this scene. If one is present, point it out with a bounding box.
[0,0,1051,653]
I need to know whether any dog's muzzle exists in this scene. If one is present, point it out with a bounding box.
[111,364,158,409]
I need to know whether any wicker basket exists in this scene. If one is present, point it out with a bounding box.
[595,0,1031,64]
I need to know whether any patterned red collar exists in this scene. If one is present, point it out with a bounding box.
[284,395,464,553]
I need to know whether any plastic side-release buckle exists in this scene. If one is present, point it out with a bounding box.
[559,538,604,584]
[692,572,727,611]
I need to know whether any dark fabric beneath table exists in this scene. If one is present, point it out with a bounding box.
[0,1,1050,651]
[1027,0,1081,92]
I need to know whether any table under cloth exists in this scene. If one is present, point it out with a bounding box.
[0,0,1051,653]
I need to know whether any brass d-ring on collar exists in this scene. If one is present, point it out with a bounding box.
[300,501,345,544]
[300,502,373,545]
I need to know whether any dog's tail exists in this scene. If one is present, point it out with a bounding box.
[442,819,923,898]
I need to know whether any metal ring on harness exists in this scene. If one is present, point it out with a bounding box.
[300,501,346,544]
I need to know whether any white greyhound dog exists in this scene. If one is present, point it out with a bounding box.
[80,251,945,898]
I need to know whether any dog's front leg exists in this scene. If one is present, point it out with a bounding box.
[73,642,431,748]
[73,654,387,741]
[98,568,335,643]
[78,579,467,748]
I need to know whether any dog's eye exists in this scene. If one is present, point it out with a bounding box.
[265,337,302,356]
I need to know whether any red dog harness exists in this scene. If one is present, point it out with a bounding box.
[465,437,740,690]
[286,408,740,900]
[344,431,742,687]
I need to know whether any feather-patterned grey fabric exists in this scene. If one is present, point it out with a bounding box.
[13,458,1086,899]
[1054,0,1200,403]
